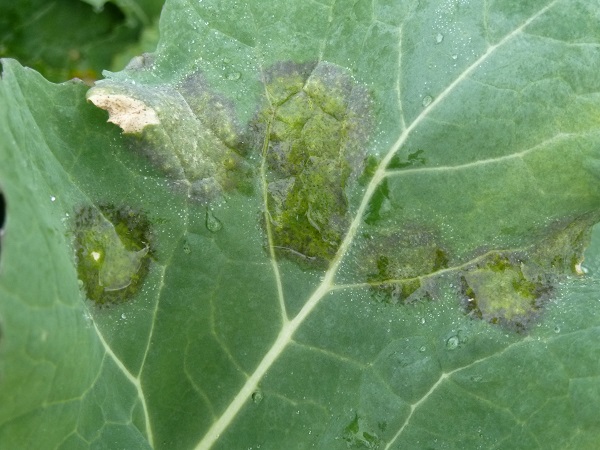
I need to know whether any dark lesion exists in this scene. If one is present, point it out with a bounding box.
[92,68,255,205]
[387,149,428,170]
[357,225,450,304]
[459,253,551,330]
[251,61,374,268]
[73,203,153,306]
[457,215,598,330]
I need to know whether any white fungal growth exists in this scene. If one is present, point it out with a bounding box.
[87,93,160,134]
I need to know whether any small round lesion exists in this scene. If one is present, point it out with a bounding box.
[73,204,153,306]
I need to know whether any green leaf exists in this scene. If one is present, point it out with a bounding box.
[0,0,162,83]
[2,0,600,449]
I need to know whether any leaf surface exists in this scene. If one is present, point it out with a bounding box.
[2,0,600,449]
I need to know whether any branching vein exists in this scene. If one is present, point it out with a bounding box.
[396,24,407,130]
[92,321,155,448]
[385,132,574,178]
[384,336,534,449]
[194,2,558,448]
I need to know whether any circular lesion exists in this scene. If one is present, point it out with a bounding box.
[73,203,153,306]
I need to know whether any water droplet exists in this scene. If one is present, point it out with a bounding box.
[226,72,241,81]
[50,196,56,202]
[121,313,126,320]
[421,318,426,324]
[575,262,589,274]
[205,210,223,233]
[446,335,459,350]
[252,389,264,404]
[436,33,444,44]
[419,346,426,352]
[554,325,561,333]
[452,54,458,60]
[422,95,433,107]
[183,240,191,254]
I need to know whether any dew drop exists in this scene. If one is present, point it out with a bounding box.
[451,54,458,60]
[422,95,433,107]
[554,325,561,334]
[252,389,264,404]
[419,345,426,352]
[50,196,56,202]
[226,72,241,81]
[445,335,459,350]
[205,210,223,233]
[183,239,191,254]
[435,33,444,44]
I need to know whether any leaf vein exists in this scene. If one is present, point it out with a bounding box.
[385,132,573,177]
[194,2,559,448]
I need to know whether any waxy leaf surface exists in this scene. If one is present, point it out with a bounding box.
[1,1,600,449]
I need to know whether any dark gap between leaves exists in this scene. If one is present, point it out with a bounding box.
[0,190,5,258]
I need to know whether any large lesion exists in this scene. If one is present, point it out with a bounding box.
[87,61,252,205]
[253,61,373,267]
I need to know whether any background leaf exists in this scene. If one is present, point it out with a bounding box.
[0,0,162,83]
[2,0,600,449]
